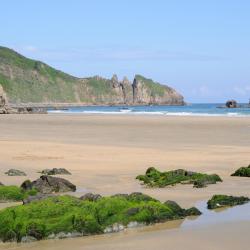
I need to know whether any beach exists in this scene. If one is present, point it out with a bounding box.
[0,114,250,249]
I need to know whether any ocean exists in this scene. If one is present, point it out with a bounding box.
[48,103,250,117]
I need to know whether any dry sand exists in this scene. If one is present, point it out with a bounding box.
[0,114,250,249]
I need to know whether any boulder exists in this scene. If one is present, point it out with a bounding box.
[21,175,76,194]
[5,169,27,176]
[231,164,250,177]
[0,182,4,186]
[40,168,71,175]
[21,236,37,243]
[23,193,55,204]
[207,194,250,209]
[225,99,238,108]
[79,193,102,202]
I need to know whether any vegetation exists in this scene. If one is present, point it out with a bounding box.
[0,186,37,202]
[231,164,250,177]
[207,195,250,209]
[136,167,222,188]
[0,193,201,242]
[134,74,168,97]
[0,46,183,104]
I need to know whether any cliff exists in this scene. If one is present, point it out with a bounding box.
[0,46,184,105]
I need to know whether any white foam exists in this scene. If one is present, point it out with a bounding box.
[48,110,248,117]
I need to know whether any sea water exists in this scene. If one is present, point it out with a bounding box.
[48,103,250,117]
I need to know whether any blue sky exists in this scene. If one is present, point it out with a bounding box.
[1,0,250,103]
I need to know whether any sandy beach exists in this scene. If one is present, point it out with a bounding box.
[0,114,250,249]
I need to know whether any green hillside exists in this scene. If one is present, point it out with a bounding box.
[0,46,184,105]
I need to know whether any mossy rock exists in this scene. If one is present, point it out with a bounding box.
[0,194,201,242]
[0,185,37,202]
[136,167,222,188]
[231,165,250,177]
[207,195,250,209]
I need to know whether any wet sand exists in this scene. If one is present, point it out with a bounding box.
[0,114,250,249]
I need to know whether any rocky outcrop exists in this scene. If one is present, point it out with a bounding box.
[0,84,16,114]
[0,46,185,106]
[132,75,184,105]
[231,164,250,177]
[5,169,27,176]
[225,99,238,108]
[207,195,250,209]
[39,168,71,175]
[21,175,76,194]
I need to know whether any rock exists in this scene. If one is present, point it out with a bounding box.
[111,74,119,88]
[164,200,185,216]
[0,182,4,186]
[5,169,26,176]
[126,207,140,216]
[137,167,222,188]
[23,193,55,204]
[185,207,202,216]
[40,168,71,175]
[111,193,129,199]
[79,193,102,202]
[21,175,76,194]
[231,164,250,177]
[104,223,125,233]
[193,174,223,188]
[207,195,250,209]
[21,236,37,243]
[128,192,157,202]
[47,233,56,239]
[0,84,17,114]
[55,232,72,239]
[127,221,145,228]
[225,99,238,108]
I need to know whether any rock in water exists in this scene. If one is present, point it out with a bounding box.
[21,175,76,194]
[225,99,238,108]
[5,169,27,176]
[40,168,71,175]
[207,194,250,209]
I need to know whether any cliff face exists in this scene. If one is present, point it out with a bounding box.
[0,46,184,105]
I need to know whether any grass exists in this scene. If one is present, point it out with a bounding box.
[0,186,37,202]
[0,193,201,242]
[134,75,168,97]
[207,195,250,209]
[136,167,222,188]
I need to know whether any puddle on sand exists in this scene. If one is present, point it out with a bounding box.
[181,201,250,229]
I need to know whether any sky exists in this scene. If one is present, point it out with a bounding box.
[1,0,250,103]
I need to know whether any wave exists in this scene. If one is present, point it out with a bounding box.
[48,110,249,117]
